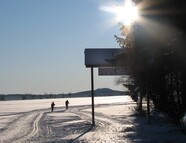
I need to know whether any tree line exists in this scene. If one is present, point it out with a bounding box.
[115,0,186,123]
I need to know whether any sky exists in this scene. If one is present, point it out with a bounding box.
[0,0,126,94]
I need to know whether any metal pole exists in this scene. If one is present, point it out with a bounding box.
[91,67,95,126]
[146,78,150,124]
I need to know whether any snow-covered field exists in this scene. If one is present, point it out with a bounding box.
[0,96,186,143]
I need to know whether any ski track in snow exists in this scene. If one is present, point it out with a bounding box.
[14,112,43,143]
[0,111,44,143]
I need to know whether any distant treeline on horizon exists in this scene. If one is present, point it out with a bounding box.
[0,88,130,101]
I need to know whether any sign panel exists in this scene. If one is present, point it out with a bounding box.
[84,48,122,67]
[98,67,129,76]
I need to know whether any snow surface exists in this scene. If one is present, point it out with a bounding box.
[0,96,186,143]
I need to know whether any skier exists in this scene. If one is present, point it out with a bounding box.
[65,100,70,110]
[51,101,55,112]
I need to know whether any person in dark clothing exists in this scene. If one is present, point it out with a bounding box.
[51,101,55,112]
[65,100,69,110]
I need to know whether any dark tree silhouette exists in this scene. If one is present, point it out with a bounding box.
[115,0,186,122]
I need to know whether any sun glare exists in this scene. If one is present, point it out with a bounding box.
[100,0,139,26]
[115,1,138,25]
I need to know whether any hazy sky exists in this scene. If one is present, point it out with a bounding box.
[0,0,126,94]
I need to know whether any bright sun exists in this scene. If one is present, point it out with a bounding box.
[100,0,138,25]
[115,1,138,25]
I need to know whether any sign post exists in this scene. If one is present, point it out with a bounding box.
[91,67,95,126]
[84,48,123,126]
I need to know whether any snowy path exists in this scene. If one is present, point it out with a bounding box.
[26,104,132,143]
[0,111,44,143]
[15,112,43,143]
[0,96,186,143]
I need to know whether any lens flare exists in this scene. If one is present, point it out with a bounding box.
[100,0,139,26]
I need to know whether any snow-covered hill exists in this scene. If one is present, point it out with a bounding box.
[0,88,129,101]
